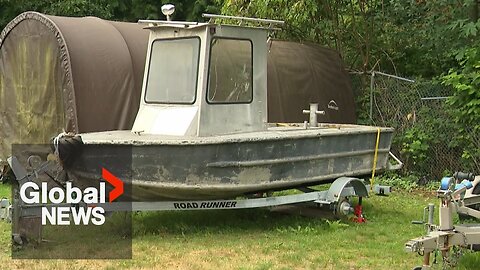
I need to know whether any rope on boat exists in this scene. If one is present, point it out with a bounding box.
[370,128,381,192]
[52,131,67,157]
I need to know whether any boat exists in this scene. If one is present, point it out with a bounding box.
[55,12,397,201]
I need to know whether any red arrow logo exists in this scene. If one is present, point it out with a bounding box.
[102,168,124,203]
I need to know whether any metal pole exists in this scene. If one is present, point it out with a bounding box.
[420,97,450,101]
[309,103,319,127]
[302,103,325,127]
[427,203,435,233]
[138,20,199,26]
[369,71,375,122]
[423,252,430,268]
[427,203,435,225]
[374,71,415,83]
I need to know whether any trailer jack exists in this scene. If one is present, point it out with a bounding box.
[352,197,366,223]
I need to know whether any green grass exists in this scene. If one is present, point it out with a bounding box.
[0,183,479,269]
[0,183,9,198]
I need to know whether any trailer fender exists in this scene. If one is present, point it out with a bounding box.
[326,177,368,203]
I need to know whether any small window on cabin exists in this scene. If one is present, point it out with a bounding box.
[145,37,200,104]
[207,38,253,104]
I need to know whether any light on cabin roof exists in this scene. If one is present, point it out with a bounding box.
[161,4,175,21]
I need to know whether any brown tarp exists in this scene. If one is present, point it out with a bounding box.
[0,12,355,160]
[267,40,356,124]
[0,12,149,159]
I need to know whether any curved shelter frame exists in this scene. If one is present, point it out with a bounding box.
[0,12,149,159]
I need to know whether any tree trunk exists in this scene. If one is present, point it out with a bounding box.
[470,0,479,22]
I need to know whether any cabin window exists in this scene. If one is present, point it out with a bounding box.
[207,38,253,104]
[145,37,200,104]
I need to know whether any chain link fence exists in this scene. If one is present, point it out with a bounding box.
[351,71,480,180]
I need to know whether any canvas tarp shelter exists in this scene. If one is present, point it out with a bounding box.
[0,12,149,159]
[267,40,355,124]
[0,12,355,160]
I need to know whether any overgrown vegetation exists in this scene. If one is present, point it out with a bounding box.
[443,44,480,172]
[373,78,467,179]
[2,1,477,77]
[219,0,478,76]
[0,0,221,30]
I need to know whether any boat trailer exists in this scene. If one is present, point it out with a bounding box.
[406,172,480,270]
[1,155,391,245]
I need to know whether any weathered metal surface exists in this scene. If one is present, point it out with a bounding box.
[65,125,393,201]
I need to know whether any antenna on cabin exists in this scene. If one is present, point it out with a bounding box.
[161,4,175,21]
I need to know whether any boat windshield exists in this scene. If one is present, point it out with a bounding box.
[145,37,200,104]
[207,38,253,104]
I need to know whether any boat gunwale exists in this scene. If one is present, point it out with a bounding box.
[79,125,394,146]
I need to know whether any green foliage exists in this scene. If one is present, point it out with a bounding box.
[443,46,480,129]
[0,0,223,30]
[0,0,116,27]
[378,0,475,77]
[376,171,442,191]
[0,0,475,79]
[219,0,478,77]
[377,173,419,191]
[358,75,463,178]
[401,127,431,170]
[442,42,480,172]
[459,252,480,270]
[397,100,464,178]
[42,0,115,18]
[111,0,222,22]
[0,0,477,81]
[220,0,380,72]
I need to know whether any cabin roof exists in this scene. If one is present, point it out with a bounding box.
[138,13,284,31]
[138,20,210,29]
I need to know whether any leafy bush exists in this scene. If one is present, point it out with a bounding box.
[376,172,442,191]
[376,173,419,192]
[443,44,480,173]
[400,127,431,171]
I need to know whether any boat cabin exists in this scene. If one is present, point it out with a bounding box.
[132,14,283,137]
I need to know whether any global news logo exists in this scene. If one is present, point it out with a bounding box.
[19,168,123,226]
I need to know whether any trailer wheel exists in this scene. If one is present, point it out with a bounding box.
[334,197,353,217]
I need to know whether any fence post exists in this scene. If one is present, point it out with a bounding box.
[369,71,375,121]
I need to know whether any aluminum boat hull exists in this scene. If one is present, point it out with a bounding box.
[62,124,394,201]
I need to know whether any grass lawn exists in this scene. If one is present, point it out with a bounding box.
[1,183,479,269]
